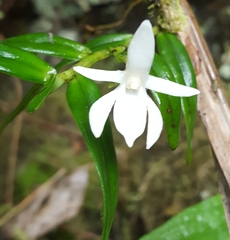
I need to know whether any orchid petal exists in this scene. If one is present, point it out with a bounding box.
[74,20,200,149]
[146,76,200,97]
[113,87,147,147]
[89,88,119,137]
[146,96,163,149]
[74,66,124,83]
[126,20,154,74]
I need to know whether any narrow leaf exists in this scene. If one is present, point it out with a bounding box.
[150,54,181,150]
[2,33,91,59]
[27,74,56,112]
[156,32,197,163]
[165,32,197,151]
[0,43,56,83]
[66,76,118,240]
[86,33,132,52]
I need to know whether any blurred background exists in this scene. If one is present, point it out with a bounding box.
[0,0,229,239]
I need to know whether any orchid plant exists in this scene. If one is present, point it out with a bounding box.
[74,20,199,149]
[1,12,225,240]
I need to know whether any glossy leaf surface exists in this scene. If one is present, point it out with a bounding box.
[86,33,132,52]
[2,33,91,59]
[150,54,181,150]
[156,32,197,163]
[140,195,229,240]
[0,43,56,83]
[66,76,118,240]
[165,32,197,157]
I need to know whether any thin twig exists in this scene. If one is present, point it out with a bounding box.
[0,101,82,138]
[84,0,143,32]
[5,78,23,205]
[0,169,67,227]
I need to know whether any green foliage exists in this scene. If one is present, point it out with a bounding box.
[0,28,201,239]
[1,33,91,59]
[27,74,56,112]
[140,195,229,240]
[86,33,132,52]
[156,32,198,163]
[66,76,118,240]
[0,43,56,83]
[150,53,181,150]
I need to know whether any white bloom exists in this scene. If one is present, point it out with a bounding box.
[73,20,200,149]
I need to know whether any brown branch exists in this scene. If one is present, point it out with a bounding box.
[179,0,230,232]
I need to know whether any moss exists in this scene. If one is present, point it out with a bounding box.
[158,0,187,33]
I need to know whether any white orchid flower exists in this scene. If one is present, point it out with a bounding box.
[73,20,200,149]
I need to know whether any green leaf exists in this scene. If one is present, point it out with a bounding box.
[86,33,132,52]
[150,54,181,150]
[2,33,91,59]
[0,84,42,134]
[66,76,118,240]
[164,33,197,154]
[0,43,56,83]
[156,32,197,163]
[140,195,229,240]
[0,59,67,134]
[27,74,56,112]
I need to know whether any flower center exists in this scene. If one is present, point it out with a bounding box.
[126,75,141,90]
